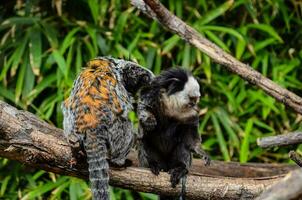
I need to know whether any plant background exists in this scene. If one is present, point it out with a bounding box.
[0,0,302,199]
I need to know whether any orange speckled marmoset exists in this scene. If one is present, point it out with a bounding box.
[62,57,154,200]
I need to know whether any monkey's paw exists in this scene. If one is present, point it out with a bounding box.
[203,155,211,166]
[169,167,188,188]
[149,162,160,176]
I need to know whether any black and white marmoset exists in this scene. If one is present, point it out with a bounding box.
[62,57,154,200]
[137,68,210,199]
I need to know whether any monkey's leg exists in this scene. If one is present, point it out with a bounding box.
[108,120,134,168]
[67,133,85,167]
[141,139,162,175]
[169,144,191,188]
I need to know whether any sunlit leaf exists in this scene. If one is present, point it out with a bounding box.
[29,26,42,75]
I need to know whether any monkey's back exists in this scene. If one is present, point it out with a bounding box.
[62,58,132,136]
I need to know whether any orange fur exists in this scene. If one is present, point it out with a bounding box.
[65,59,122,132]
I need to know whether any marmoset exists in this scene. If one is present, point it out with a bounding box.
[62,57,153,200]
[137,68,210,200]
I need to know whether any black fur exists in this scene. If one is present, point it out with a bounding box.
[156,68,189,95]
[137,68,210,200]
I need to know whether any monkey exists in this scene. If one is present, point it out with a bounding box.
[137,68,210,200]
[62,56,154,200]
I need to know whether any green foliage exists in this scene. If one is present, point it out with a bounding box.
[1,0,302,199]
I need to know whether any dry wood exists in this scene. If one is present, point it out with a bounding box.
[289,151,302,167]
[131,0,302,115]
[255,169,302,200]
[257,132,302,148]
[0,99,299,199]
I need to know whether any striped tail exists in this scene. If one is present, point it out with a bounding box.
[84,133,109,200]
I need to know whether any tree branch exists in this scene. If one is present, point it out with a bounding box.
[0,100,299,199]
[131,0,302,115]
[255,169,302,200]
[289,151,302,167]
[257,132,302,148]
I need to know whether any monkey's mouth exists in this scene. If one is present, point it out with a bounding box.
[188,102,197,108]
[187,103,200,112]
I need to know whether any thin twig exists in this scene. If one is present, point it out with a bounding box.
[257,132,302,148]
[131,0,302,114]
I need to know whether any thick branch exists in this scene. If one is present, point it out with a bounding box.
[257,132,302,148]
[0,100,299,199]
[131,0,302,114]
[255,169,302,200]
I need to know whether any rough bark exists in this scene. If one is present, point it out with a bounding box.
[130,0,302,115]
[289,151,302,167]
[255,169,302,200]
[0,100,299,199]
[257,132,302,148]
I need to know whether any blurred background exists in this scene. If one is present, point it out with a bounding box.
[0,0,302,199]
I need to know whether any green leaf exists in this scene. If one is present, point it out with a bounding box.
[49,181,69,200]
[216,108,240,149]
[0,85,15,103]
[211,113,230,161]
[85,26,98,56]
[15,53,28,103]
[162,35,180,54]
[88,0,99,24]
[114,9,131,43]
[21,176,68,200]
[60,27,80,55]
[204,30,230,52]
[128,31,141,54]
[1,17,38,27]
[27,74,57,103]
[254,38,277,52]
[29,27,42,75]
[5,36,28,78]
[181,44,191,67]
[198,25,245,41]
[240,118,253,163]
[52,50,67,78]
[41,20,59,49]
[202,54,211,82]
[198,0,234,25]
[247,24,283,43]
[0,176,11,196]
[76,43,83,75]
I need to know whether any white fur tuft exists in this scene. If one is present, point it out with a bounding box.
[162,76,200,120]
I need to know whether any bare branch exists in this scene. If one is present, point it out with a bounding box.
[131,0,302,114]
[257,132,302,148]
[255,169,302,200]
[289,151,302,167]
[0,100,299,199]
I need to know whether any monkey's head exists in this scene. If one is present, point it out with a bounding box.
[122,62,155,95]
[155,68,201,121]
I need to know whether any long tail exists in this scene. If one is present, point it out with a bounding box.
[179,175,187,200]
[84,132,109,200]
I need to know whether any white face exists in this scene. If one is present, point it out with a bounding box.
[161,76,201,120]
